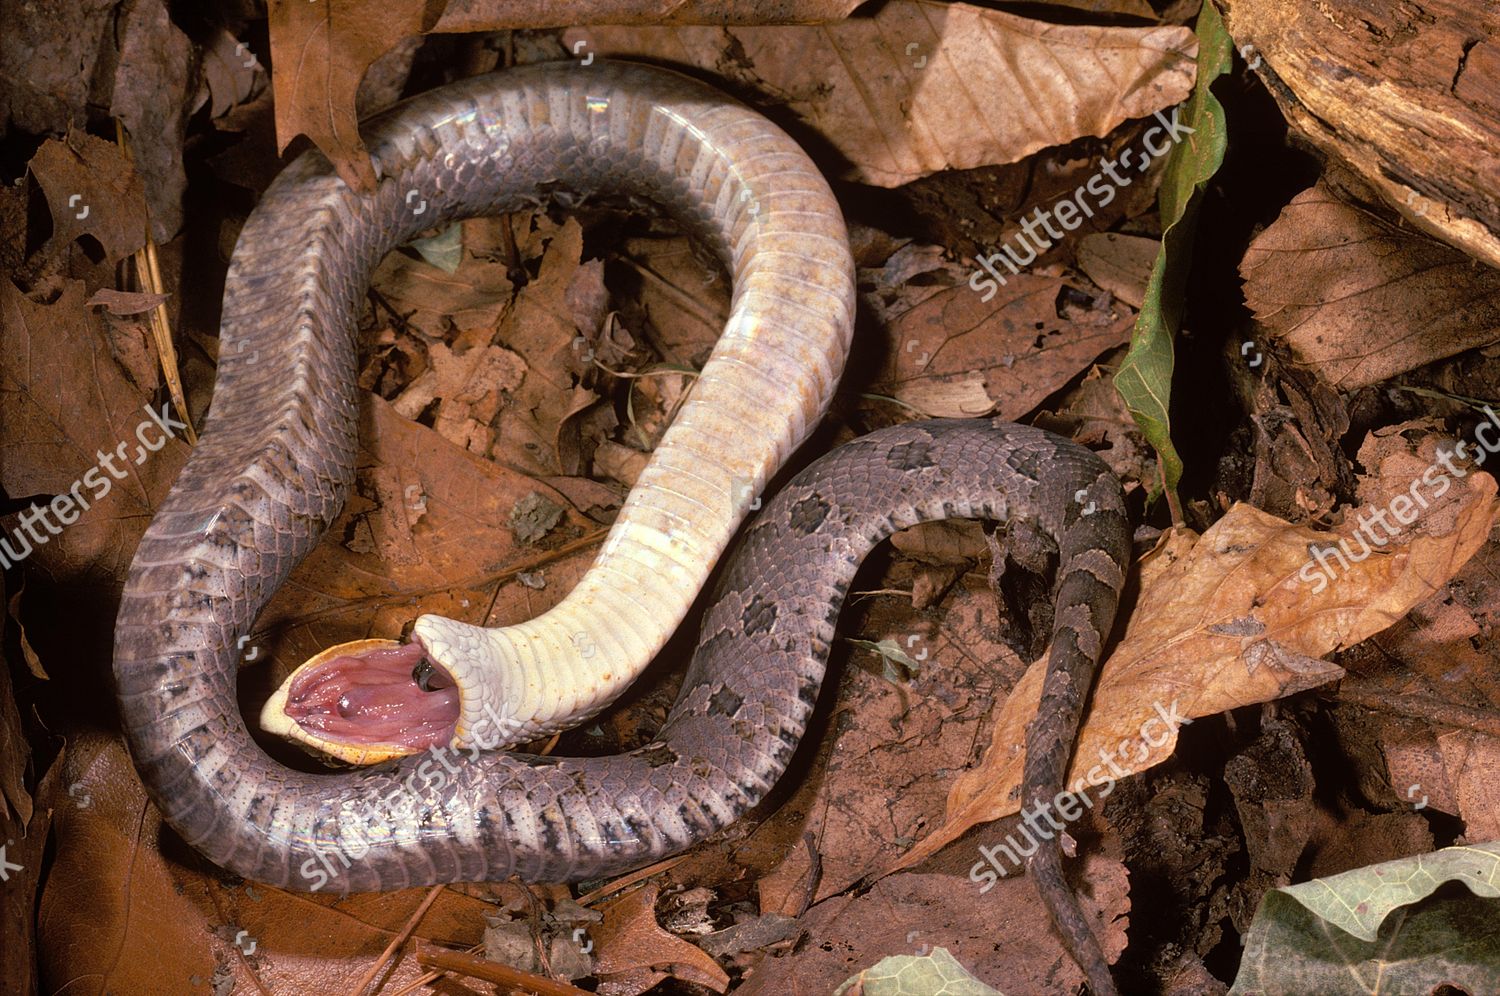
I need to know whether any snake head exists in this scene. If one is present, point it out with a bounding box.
[259,638,463,764]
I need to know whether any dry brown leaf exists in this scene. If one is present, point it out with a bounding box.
[201,27,267,119]
[880,274,1135,419]
[38,731,491,995]
[111,0,195,242]
[1320,428,1500,839]
[435,0,862,33]
[372,228,516,337]
[487,220,601,476]
[618,235,729,366]
[595,883,729,993]
[1241,181,1500,389]
[85,288,168,316]
[568,1,1196,187]
[1075,232,1159,309]
[0,279,188,581]
[266,0,445,192]
[736,863,1126,995]
[1,718,51,996]
[27,130,149,263]
[890,464,1500,873]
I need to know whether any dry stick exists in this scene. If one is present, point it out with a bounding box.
[413,941,591,996]
[572,854,686,909]
[348,884,445,996]
[112,120,198,445]
[385,943,483,996]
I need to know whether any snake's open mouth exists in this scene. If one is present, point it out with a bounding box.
[282,641,461,750]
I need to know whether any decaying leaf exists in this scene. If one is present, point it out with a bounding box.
[0,279,188,581]
[1242,180,1500,390]
[1075,232,1159,310]
[567,0,1196,187]
[889,458,1498,873]
[833,947,1001,996]
[27,131,150,263]
[594,883,730,993]
[881,274,1135,419]
[1231,841,1500,995]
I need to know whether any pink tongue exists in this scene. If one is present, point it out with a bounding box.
[284,642,461,750]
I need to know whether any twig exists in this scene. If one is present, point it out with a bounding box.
[413,941,590,996]
[348,884,445,996]
[113,119,198,445]
[572,854,686,908]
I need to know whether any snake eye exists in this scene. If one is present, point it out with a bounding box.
[412,658,437,692]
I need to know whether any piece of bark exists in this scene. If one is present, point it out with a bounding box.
[1217,0,1500,268]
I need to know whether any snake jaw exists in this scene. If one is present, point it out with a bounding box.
[258,637,463,764]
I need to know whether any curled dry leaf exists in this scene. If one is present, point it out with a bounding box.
[27,131,150,264]
[1241,181,1500,389]
[569,1,1195,187]
[594,883,730,994]
[888,462,1499,874]
[85,288,169,316]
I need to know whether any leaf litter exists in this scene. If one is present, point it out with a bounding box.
[2,1,1500,994]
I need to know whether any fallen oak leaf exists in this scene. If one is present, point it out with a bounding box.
[881,273,1135,420]
[266,0,446,192]
[885,463,1499,875]
[26,129,149,264]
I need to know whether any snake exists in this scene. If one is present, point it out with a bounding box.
[113,60,1130,994]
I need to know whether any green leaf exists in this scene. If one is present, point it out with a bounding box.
[1113,0,1233,518]
[406,222,463,273]
[1231,841,1500,994]
[833,947,1004,996]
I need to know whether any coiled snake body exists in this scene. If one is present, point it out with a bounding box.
[114,61,1129,992]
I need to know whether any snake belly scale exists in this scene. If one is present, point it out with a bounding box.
[113,60,1129,992]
